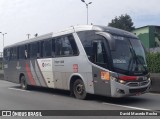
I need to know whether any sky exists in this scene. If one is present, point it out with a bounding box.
[0,0,160,52]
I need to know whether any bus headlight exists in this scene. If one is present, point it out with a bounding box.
[111,76,126,84]
[148,78,151,81]
[119,80,126,84]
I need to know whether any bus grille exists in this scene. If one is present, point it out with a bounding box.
[129,87,148,94]
[127,81,149,87]
[140,81,149,86]
[127,82,138,87]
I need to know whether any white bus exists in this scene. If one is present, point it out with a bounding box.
[3,25,151,99]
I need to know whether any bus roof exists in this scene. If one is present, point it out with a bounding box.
[94,25,137,38]
[4,25,137,49]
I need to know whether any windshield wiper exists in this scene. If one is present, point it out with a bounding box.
[128,47,136,72]
[135,55,148,72]
[129,47,147,74]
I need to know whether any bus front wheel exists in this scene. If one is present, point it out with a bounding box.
[73,79,87,100]
[20,76,29,90]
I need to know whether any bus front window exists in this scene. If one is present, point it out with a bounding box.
[128,39,148,75]
[111,36,148,76]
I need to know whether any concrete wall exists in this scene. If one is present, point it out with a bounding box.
[150,73,160,93]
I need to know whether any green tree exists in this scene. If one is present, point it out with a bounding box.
[108,14,135,32]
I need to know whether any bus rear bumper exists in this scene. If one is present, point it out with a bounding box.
[110,79,151,98]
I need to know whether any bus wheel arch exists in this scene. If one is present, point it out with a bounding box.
[19,74,29,90]
[69,76,87,100]
[19,73,24,83]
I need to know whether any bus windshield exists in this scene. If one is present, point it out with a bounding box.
[111,36,148,75]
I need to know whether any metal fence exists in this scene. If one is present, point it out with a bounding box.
[0,52,3,70]
[149,47,160,53]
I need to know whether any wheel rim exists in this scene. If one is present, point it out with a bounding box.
[73,79,86,99]
[75,83,84,95]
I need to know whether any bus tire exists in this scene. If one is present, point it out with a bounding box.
[20,76,29,90]
[73,79,87,100]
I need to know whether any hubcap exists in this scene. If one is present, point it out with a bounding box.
[76,84,84,94]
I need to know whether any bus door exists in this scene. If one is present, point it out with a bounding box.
[53,58,64,89]
[92,40,111,96]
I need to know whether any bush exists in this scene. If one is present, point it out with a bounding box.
[147,52,160,73]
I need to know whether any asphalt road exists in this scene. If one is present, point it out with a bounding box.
[0,79,160,119]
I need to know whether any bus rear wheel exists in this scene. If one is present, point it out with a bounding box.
[73,79,87,100]
[20,76,29,90]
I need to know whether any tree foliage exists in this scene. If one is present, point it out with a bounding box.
[108,14,135,32]
[147,52,160,73]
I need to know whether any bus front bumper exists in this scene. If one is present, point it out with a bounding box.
[110,78,151,98]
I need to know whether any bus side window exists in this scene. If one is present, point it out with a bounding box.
[30,42,38,59]
[4,49,10,61]
[55,37,62,56]
[28,44,30,59]
[61,36,73,56]
[67,35,79,55]
[17,47,19,59]
[24,44,31,59]
[44,39,52,58]
[40,41,44,58]
[10,47,17,60]
[37,42,40,58]
[3,49,7,61]
[7,49,11,61]
[24,44,30,59]
[52,39,55,57]
[13,47,17,60]
[55,34,78,57]
[77,31,95,60]
[18,45,25,60]
[10,48,13,60]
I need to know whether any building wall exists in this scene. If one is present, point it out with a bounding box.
[132,26,160,49]
[149,26,156,48]
[132,27,150,48]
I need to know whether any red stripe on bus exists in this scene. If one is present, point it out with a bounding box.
[26,63,36,85]
[119,76,137,81]
[36,60,48,87]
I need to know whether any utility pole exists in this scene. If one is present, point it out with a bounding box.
[0,32,7,50]
[26,34,30,39]
[81,0,92,25]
